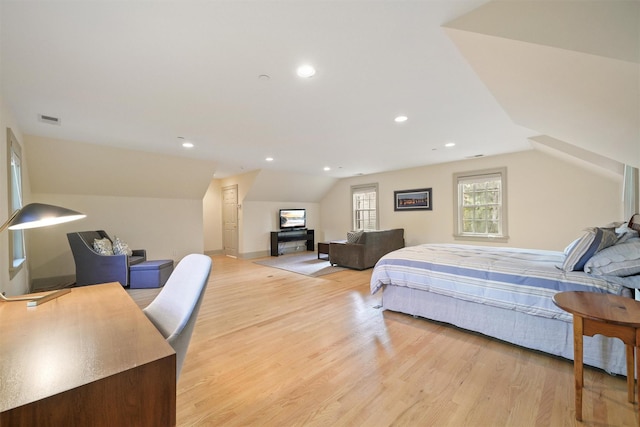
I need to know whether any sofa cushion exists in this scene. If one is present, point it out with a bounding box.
[129,255,146,265]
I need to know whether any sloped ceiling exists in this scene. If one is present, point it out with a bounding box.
[244,170,338,203]
[529,134,624,177]
[26,135,217,199]
[1,1,536,179]
[443,1,640,168]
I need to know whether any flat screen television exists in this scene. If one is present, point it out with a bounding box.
[279,209,306,230]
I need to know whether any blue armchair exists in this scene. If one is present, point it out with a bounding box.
[67,230,146,286]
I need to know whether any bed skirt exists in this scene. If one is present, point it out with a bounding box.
[381,284,627,376]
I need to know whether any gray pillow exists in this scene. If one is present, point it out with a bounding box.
[347,230,364,244]
[584,238,640,276]
[615,224,639,244]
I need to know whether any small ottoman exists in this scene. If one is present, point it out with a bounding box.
[129,259,174,289]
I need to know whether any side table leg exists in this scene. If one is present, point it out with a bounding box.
[636,344,640,427]
[573,315,584,422]
[627,344,634,403]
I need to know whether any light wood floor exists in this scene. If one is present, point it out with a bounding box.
[128,255,638,426]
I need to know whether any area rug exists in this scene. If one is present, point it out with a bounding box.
[254,252,347,277]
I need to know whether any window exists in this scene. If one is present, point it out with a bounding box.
[454,168,508,242]
[7,129,25,277]
[351,183,378,231]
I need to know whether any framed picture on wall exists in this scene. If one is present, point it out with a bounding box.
[394,188,432,211]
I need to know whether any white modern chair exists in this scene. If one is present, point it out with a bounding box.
[143,253,212,380]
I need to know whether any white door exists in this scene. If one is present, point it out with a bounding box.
[222,185,238,257]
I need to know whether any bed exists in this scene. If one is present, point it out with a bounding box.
[370,216,640,375]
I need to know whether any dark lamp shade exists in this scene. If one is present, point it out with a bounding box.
[0,203,85,305]
[4,203,86,231]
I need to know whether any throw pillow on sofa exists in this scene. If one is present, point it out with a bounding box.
[93,237,114,255]
[347,230,364,244]
[112,236,133,256]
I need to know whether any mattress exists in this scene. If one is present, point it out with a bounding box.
[370,243,639,375]
[371,244,633,323]
[380,283,627,375]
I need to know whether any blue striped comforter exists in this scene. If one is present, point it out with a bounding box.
[370,244,627,322]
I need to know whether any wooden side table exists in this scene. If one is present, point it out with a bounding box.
[553,291,640,425]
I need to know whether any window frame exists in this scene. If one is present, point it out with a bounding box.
[453,167,509,243]
[351,183,379,231]
[7,128,25,278]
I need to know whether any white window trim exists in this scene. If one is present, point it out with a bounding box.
[7,128,25,279]
[351,183,379,231]
[453,167,509,243]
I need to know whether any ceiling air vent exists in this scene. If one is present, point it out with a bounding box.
[38,114,61,125]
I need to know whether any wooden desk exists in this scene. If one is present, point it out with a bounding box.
[0,282,176,426]
[553,291,640,425]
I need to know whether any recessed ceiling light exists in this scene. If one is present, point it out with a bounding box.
[178,136,194,148]
[266,157,274,162]
[394,115,408,123]
[445,142,456,148]
[296,64,316,78]
[323,166,331,171]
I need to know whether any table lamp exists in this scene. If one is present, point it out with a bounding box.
[0,203,86,306]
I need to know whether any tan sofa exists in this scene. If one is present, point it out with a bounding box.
[329,228,404,270]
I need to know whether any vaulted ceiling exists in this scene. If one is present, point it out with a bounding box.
[444,0,639,168]
[1,0,637,184]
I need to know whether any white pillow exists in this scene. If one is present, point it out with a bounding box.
[584,238,640,276]
[112,236,133,256]
[93,237,114,255]
[615,224,639,244]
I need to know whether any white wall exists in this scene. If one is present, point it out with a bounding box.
[205,147,626,258]
[242,201,320,257]
[19,134,214,286]
[321,148,624,252]
[28,193,204,283]
[444,1,640,170]
[245,170,338,203]
[0,99,32,296]
[203,169,329,257]
[26,135,216,199]
[215,171,259,256]
[0,1,32,296]
[13,135,630,283]
[210,170,329,257]
[203,179,222,254]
